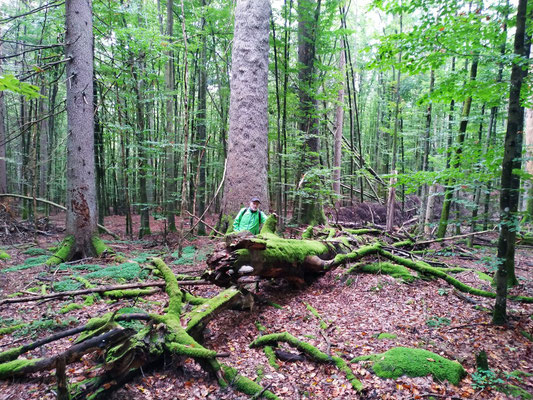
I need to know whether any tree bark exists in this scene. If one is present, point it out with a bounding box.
[65,0,98,258]
[0,27,7,195]
[493,0,531,324]
[222,0,271,215]
[332,40,345,207]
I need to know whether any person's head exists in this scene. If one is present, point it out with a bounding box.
[249,197,261,211]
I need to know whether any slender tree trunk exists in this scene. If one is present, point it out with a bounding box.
[195,0,208,235]
[165,0,177,231]
[525,103,533,221]
[222,0,271,215]
[0,28,7,195]
[493,0,531,324]
[332,40,345,207]
[418,69,434,234]
[65,0,98,257]
[437,57,478,238]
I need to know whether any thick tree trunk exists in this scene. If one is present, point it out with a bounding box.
[295,0,325,225]
[493,0,530,324]
[222,0,270,215]
[65,0,98,258]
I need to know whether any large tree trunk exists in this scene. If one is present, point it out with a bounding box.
[493,0,531,324]
[64,0,98,258]
[295,0,325,225]
[222,0,271,215]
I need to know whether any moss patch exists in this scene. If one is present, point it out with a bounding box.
[84,262,148,281]
[46,236,74,266]
[377,333,398,340]
[23,248,49,256]
[221,365,280,400]
[352,347,466,385]
[0,250,11,260]
[2,255,49,272]
[360,262,416,282]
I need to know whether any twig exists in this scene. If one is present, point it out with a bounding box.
[188,158,227,234]
[186,210,223,236]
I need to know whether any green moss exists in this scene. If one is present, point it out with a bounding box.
[251,332,363,391]
[235,233,330,269]
[183,292,208,305]
[185,288,240,331]
[260,214,278,235]
[352,347,466,385]
[151,258,183,316]
[520,330,533,342]
[46,236,74,266]
[57,263,104,272]
[377,333,398,340]
[255,364,265,382]
[391,240,414,248]
[53,279,83,292]
[83,295,96,306]
[332,243,381,266]
[92,235,112,256]
[75,314,116,343]
[22,248,49,256]
[2,255,49,272]
[84,262,148,281]
[0,358,42,379]
[497,384,532,399]
[302,225,314,239]
[475,271,493,283]
[171,246,197,265]
[103,288,157,298]
[221,365,280,400]
[344,228,381,235]
[73,275,95,288]
[60,302,84,314]
[360,262,416,283]
[0,346,23,363]
[305,303,327,330]
[0,324,26,335]
[378,249,533,303]
[0,250,11,260]
[166,342,217,358]
[264,345,279,370]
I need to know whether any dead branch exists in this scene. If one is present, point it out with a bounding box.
[0,194,119,239]
[416,230,493,246]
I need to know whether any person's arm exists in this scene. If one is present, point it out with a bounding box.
[260,211,267,224]
[233,208,245,231]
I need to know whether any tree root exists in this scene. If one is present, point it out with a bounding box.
[250,332,363,391]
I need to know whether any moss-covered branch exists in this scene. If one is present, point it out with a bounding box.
[250,332,363,391]
[378,249,533,303]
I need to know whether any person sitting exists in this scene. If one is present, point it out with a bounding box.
[233,197,267,235]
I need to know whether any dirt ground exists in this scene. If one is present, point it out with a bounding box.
[0,211,531,400]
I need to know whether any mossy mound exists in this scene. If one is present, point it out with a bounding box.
[360,262,417,282]
[0,250,11,260]
[352,347,466,385]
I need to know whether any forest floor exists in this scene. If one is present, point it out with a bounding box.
[0,211,531,400]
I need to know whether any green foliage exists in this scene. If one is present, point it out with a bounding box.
[471,369,505,390]
[0,74,42,99]
[426,316,451,328]
[84,262,149,282]
[14,317,76,339]
[1,255,49,273]
[377,332,398,340]
[360,262,416,282]
[171,246,197,265]
[53,279,83,292]
[116,307,147,331]
[0,251,11,260]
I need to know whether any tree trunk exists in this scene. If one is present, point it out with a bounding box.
[222,0,271,215]
[0,27,7,195]
[332,40,345,207]
[493,0,531,324]
[524,98,533,221]
[437,57,478,238]
[64,0,99,258]
[295,0,325,225]
[165,0,177,232]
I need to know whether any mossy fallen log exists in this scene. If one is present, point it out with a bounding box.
[250,331,363,391]
[351,347,466,385]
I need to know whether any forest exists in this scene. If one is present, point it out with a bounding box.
[0,0,532,398]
